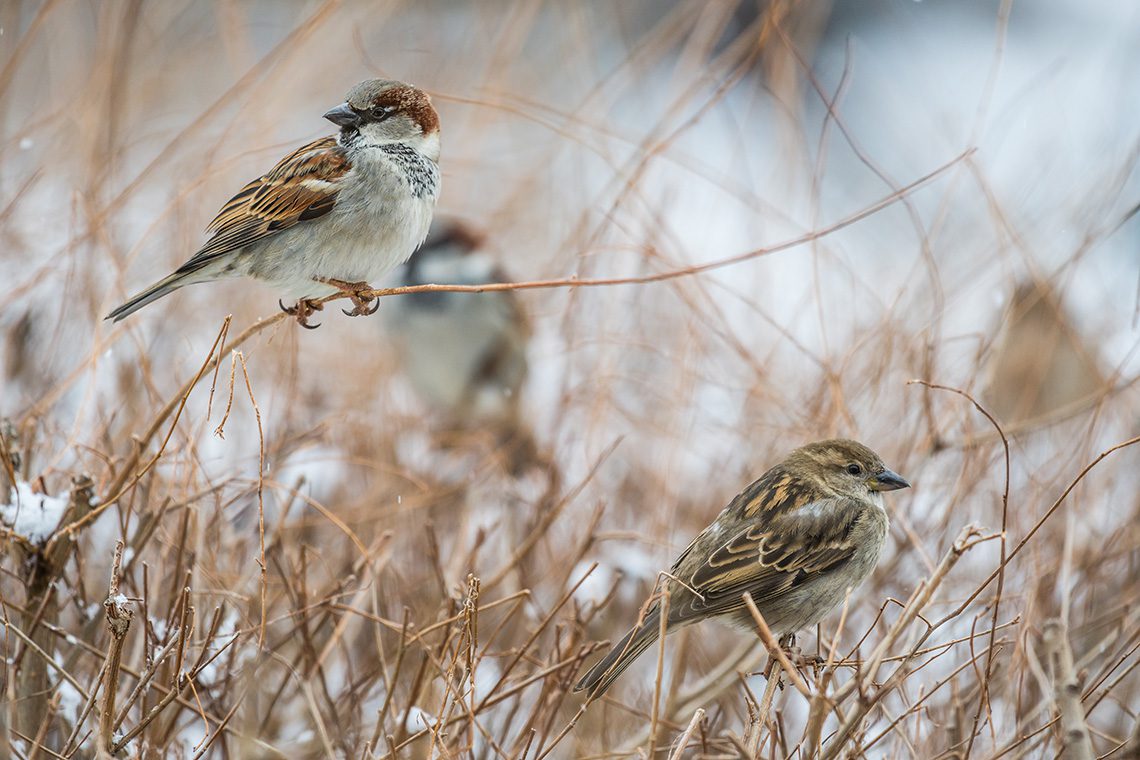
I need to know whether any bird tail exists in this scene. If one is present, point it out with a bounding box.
[575,608,662,700]
[105,272,189,322]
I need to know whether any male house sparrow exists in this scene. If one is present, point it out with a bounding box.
[106,79,440,327]
[383,219,529,425]
[575,439,909,699]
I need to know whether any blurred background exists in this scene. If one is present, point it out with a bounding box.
[2,1,1139,757]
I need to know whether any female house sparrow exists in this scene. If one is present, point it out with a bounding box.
[575,439,909,699]
[106,79,440,327]
[383,220,529,425]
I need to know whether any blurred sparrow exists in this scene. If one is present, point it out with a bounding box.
[383,219,529,424]
[575,438,909,699]
[106,79,441,327]
[983,281,1105,424]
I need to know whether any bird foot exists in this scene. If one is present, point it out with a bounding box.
[315,277,379,317]
[789,650,825,669]
[279,299,323,329]
[761,634,821,682]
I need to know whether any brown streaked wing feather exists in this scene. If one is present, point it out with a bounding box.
[177,137,350,273]
[666,467,806,581]
[670,482,860,622]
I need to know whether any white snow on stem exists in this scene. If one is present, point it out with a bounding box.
[1,481,70,545]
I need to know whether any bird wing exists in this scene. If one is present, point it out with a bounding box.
[174,137,351,275]
[666,476,862,624]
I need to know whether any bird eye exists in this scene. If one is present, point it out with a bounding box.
[370,106,394,121]
[846,463,863,476]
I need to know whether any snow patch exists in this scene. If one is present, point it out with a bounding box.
[1,481,70,545]
[473,661,501,702]
[149,617,169,642]
[571,560,615,606]
[574,545,661,608]
[404,705,436,732]
[55,678,83,725]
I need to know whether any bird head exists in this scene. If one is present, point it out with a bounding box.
[788,439,910,498]
[325,79,440,159]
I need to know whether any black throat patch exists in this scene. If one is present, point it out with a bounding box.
[379,143,440,200]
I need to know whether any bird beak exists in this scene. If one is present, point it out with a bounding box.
[323,103,360,127]
[870,469,910,492]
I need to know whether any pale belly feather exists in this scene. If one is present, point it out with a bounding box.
[242,145,438,299]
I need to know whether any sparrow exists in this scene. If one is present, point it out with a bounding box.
[983,281,1104,425]
[574,439,910,699]
[106,79,441,327]
[383,219,529,425]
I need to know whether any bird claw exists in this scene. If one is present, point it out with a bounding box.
[762,633,813,683]
[314,277,379,318]
[279,298,323,329]
[341,295,379,317]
